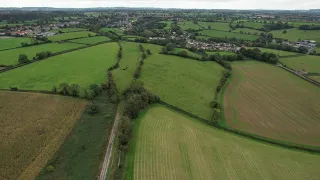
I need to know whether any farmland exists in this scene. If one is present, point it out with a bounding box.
[100,27,124,35]
[0,42,85,65]
[223,61,320,146]
[172,48,202,59]
[280,55,320,73]
[206,51,236,56]
[68,36,111,45]
[0,37,32,50]
[140,43,224,120]
[48,31,96,42]
[271,28,320,42]
[0,91,87,180]
[0,43,118,90]
[247,47,299,56]
[232,28,263,35]
[50,28,87,33]
[128,105,320,180]
[232,20,265,29]
[199,29,259,41]
[198,22,231,31]
[178,21,201,30]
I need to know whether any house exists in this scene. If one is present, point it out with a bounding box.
[296,40,317,49]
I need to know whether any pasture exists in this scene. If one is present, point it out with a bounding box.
[0,37,32,50]
[178,21,201,30]
[271,28,320,42]
[0,42,85,65]
[0,91,87,180]
[247,47,299,56]
[112,42,141,92]
[223,61,320,146]
[233,21,264,29]
[0,43,118,90]
[68,36,111,45]
[100,27,124,35]
[232,28,263,35]
[140,43,224,120]
[309,75,320,82]
[129,105,320,180]
[206,51,236,56]
[172,48,202,59]
[50,28,87,33]
[48,31,96,42]
[199,29,259,41]
[198,22,230,31]
[280,55,320,73]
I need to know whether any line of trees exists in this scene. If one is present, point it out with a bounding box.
[298,25,320,30]
[109,42,123,71]
[104,71,120,103]
[51,83,102,100]
[134,44,147,79]
[18,51,52,64]
[239,47,279,64]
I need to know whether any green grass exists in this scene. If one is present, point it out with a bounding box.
[232,28,263,35]
[0,43,118,90]
[100,28,124,35]
[199,29,259,41]
[158,21,172,29]
[0,43,85,66]
[68,36,111,45]
[48,31,96,42]
[172,48,202,59]
[233,21,265,29]
[36,91,117,180]
[129,105,320,180]
[206,51,236,56]
[178,21,201,30]
[50,28,87,33]
[112,42,141,92]
[0,37,32,50]
[140,43,224,120]
[247,47,299,56]
[271,28,320,42]
[280,55,320,73]
[198,22,231,31]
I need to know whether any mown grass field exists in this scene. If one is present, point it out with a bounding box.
[0,43,118,90]
[128,105,320,180]
[0,37,32,50]
[0,42,85,65]
[232,21,265,29]
[271,28,320,42]
[178,21,201,30]
[232,28,263,35]
[68,36,111,45]
[223,61,320,146]
[199,29,259,41]
[247,47,299,56]
[198,22,230,31]
[48,31,96,42]
[100,27,124,35]
[112,42,141,92]
[0,91,87,180]
[280,55,320,73]
[140,44,224,120]
[36,91,117,180]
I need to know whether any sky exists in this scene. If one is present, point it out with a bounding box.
[0,0,319,10]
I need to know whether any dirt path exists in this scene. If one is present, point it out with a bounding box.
[99,104,122,180]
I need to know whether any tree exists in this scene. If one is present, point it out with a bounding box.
[90,84,101,97]
[88,104,99,115]
[178,50,188,57]
[70,84,80,97]
[165,43,175,51]
[52,85,57,93]
[58,83,70,95]
[146,49,151,55]
[282,30,287,34]
[208,25,211,30]
[143,30,153,38]
[297,46,309,54]
[18,54,29,64]
[21,42,29,47]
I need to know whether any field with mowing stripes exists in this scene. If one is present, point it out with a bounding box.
[0,37,32,51]
[223,61,320,146]
[0,91,87,180]
[0,43,118,90]
[48,31,96,42]
[128,105,320,180]
[280,55,320,73]
[0,43,85,65]
[68,36,111,45]
[140,43,224,120]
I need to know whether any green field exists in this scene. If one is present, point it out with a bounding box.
[223,61,320,146]
[199,30,259,41]
[100,28,124,35]
[50,28,87,33]
[247,47,299,56]
[48,31,96,42]
[206,51,236,56]
[68,36,111,45]
[309,75,320,82]
[112,42,141,92]
[128,105,320,180]
[271,28,320,42]
[172,48,202,59]
[233,21,265,29]
[140,43,224,120]
[232,28,263,35]
[198,22,231,31]
[178,21,201,30]
[280,55,320,73]
[0,43,85,66]
[0,43,118,90]
[158,21,172,29]
[0,37,32,50]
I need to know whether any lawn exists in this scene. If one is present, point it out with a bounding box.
[280,55,320,73]
[112,42,141,92]
[36,91,117,180]
[271,28,320,42]
[100,27,124,35]
[140,43,225,120]
[0,43,118,90]
[127,105,320,180]
[178,21,201,30]
[0,42,85,66]
[199,29,259,41]
[48,31,96,42]
[223,61,320,146]
[68,36,111,45]
[232,28,263,35]
[0,37,32,50]
[0,91,87,180]
[247,47,299,57]
[198,22,231,31]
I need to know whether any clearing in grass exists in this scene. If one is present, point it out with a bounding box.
[280,55,320,73]
[128,105,320,180]
[0,42,85,66]
[48,31,96,42]
[68,36,111,45]
[199,29,259,41]
[140,43,224,120]
[223,61,320,146]
[0,43,118,90]
[0,91,87,180]
[0,37,32,50]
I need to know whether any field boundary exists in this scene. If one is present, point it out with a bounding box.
[158,100,320,153]
[0,41,50,52]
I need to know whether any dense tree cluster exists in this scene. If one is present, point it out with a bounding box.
[18,54,29,64]
[134,44,147,79]
[298,25,320,30]
[109,42,123,71]
[52,83,101,99]
[239,47,279,64]
[105,71,120,103]
[35,51,52,60]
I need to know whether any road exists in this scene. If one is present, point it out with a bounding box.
[99,104,122,180]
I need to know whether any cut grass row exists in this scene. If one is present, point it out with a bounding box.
[0,43,118,90]
[0,91,87,180]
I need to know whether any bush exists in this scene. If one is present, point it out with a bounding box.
[88,104,99,115]
[89,84,102,97]
[70,84,80,97]
[58,83,70,95]
[18,54,29,64]
[52,85,57,93]
[46,165,54,173]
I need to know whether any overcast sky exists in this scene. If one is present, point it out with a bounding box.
[0,0,319,10]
